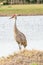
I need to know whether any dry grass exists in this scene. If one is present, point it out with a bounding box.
[0,50,43,65]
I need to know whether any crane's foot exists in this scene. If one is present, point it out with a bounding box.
[19,46,21,50]
[19,44,21,50]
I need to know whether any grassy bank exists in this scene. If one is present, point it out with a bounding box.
[0,4,43,16]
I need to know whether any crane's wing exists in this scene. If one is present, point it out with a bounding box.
[16,32,27,43]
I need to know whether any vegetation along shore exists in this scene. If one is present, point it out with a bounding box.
[0,4,43,16]
[0,50,43,65]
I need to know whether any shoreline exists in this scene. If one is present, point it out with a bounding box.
[0,14,43,16]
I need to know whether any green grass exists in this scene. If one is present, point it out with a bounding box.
[31,63,38,65]
[0,4,43,16]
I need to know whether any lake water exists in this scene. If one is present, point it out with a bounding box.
[0,16,43,57]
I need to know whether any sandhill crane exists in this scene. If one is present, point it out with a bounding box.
[10,14,27,49]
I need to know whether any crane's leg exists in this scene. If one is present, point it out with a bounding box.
[18,44,21,50]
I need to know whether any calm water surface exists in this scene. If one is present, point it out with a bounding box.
[0,16,43,57]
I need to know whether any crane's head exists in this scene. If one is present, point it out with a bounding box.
[10,14,17,20]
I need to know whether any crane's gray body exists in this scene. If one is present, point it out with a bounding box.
[14,16,27,49]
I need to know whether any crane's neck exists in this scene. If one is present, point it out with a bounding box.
[14,17,18,34]
[15,18,16,28]
[15,16,17,27]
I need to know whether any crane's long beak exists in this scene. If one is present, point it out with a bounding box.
[9,14,16,19]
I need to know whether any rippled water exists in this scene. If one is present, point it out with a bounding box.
[0,16,43,57]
